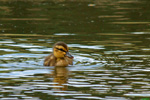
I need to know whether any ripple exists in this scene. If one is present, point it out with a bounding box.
[104,50,131,54]
[27,48,52,52]
[124,93,150,97]
[69,84,105,88]
[5,43,44,48]
[52,93,91,96]
[0,53,44,58]
[131,32,150,34]
[112,85,132,90]
[125,60,143,62]
[119,55,150,58]
[8,94,26,97]
[0,69,50,78]
[100,77,125,81]
[54,33,76,36]
[1,98,18,100]
[68,44,105,50]
[0,48,18,52]
[142,48,150,51]
[74,55,101,65]
[74,96,103,100]
[0,40,15,44]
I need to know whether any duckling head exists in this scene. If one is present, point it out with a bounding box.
[53,42,73,59]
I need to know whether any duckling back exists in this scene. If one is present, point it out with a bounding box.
[44,54,73,67]
[44,54,56,66]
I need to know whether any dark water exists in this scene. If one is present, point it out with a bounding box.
[0,0,150,100]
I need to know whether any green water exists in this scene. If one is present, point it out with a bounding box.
[0,0,150,100]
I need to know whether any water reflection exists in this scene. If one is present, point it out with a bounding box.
[51,66,68,91]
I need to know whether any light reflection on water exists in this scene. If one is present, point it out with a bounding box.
[0,0,150,100]
[0,36,150,100]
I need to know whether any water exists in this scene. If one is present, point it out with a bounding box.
[0,0,150,100]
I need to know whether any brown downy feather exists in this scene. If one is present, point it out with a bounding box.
[44,54,56,66]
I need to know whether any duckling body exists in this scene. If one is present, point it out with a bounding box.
[44,42,73,67]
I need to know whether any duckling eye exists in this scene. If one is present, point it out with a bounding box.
[56,47,66,52]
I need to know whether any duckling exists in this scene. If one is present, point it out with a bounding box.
[44,42,73,67]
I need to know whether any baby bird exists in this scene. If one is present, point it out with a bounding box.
[44,42,73,67]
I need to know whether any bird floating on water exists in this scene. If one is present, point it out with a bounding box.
[44,42,73,67]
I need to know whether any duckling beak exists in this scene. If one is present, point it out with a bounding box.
[65,52,74,59]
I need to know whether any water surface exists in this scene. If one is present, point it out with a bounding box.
[0,0,150,100]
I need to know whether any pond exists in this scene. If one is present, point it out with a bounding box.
[0,0,150,100]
